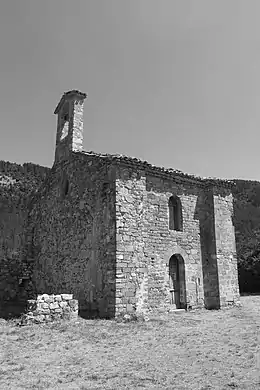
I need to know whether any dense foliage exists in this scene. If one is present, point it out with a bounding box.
[0,161,50,317]
[232,180,260,293]
[0,161,50,205]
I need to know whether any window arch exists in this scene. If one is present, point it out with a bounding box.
[168,195,183,231]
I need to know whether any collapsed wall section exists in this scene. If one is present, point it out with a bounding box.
[22,294,78,325]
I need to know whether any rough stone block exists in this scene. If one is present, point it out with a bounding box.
[68,299,78,310]
[38,309,50,315]
[126,304,134,312]
[49,302,59,310]
[125,291,135,297]
[45,295,54,303]
[34,315,45,323]
[41,294,50,301]
[51,313,62,320]
[27,300,37,311]
[39,302,49,309]
[61,294,73,300]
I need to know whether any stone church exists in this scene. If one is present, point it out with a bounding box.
[22,90,240,318]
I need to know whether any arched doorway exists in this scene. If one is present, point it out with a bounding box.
[169,254,186,309]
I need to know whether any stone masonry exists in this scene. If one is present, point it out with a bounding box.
[22,294,78,324]
[114,164,240,315]
[0,90,241,320]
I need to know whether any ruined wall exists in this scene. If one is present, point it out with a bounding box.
[115,164,205,315]
[22,294,78,325]
[213,186,240,306]
[28,154,116,318]
[0,161,50,318]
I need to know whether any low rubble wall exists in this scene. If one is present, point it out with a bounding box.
[21,293,78,324]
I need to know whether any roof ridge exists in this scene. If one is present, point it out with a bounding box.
[78,150,234,186]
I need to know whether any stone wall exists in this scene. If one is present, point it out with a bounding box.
[27,153,116,319]
[22,294,78,324]
[115,163,240,316]
[115,165,205,316]
[213,186,240,306]
[0,151,239,320]
[196,188,220,309]
[145,173,205,312]
[115,167,148,316]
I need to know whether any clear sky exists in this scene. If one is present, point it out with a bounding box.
[1,0,260,180]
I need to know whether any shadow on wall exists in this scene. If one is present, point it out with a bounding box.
[0,162,50,319]
[0,250,29,319]
[0,278,30,320]
[32,270,117,320]
[24,161,118,320]
[77,268,117,320]
[78,299,115,320]
[30,221,117,320]
[194,189,220,309]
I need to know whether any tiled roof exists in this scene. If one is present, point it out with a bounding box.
[79,150,234,188]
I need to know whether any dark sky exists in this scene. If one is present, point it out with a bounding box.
[1,0,260,180]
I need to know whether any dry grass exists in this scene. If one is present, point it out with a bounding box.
[0,295,260,389]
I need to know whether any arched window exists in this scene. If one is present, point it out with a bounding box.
[168,195,183,231]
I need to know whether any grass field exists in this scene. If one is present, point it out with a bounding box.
[0,295,260,390]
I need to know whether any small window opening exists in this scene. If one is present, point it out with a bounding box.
[168,195,183,231]
[60,111,69,140]
[61,174,69,198]
[64,179,69,196]
[63,113,69,122]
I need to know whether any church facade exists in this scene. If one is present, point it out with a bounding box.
[24,90,240,318]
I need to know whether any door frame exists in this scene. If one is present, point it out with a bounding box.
[169,254,186,309]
